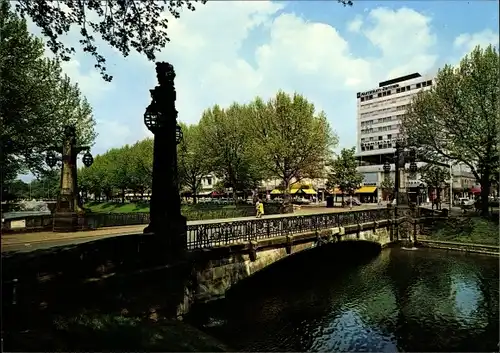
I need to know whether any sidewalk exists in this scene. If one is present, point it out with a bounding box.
[2,205,380,247]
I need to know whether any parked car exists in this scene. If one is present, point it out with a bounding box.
[342,198,361,207]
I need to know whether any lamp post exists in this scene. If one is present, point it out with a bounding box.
[45,125,93,232]
[143,62,186,258]
[383,141,418,208]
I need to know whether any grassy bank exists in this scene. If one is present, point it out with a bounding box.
[5,312,229,352]
[422,216,499,246]
[84,201,280,221]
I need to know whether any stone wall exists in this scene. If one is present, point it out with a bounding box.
[191,222,392,305]
[2,219,394,330]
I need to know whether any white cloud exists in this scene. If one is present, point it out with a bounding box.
[453,29,499,53]
[24,1,495,155]
[347,15,363,33]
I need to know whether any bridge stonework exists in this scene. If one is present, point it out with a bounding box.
[3,209,409,324]
[189,221,392,307]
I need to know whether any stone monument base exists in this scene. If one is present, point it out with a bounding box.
[144,215,188,261]
[53,212,79,232]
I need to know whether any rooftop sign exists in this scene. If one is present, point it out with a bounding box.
[357,84,400,98]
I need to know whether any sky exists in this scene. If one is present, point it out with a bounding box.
[21,0,499,181]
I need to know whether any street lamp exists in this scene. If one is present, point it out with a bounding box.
[143,62,186,259]
[383,141,417,207]
[45,125,93,232]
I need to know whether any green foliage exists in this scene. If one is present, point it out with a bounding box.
[246,91,337,197]
[401,45,499,215]
[198,104,261,195]
[177,123,211,203]
[327,147,363,195]
[431,217,499,245]
[419,164,450,192]
[78,139,153,202]
[0,1,96,181]
[14,0,207,82]
[379,177,394,197]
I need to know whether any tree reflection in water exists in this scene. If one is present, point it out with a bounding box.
[188,245,499,352]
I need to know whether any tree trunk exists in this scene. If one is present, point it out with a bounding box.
[192,186,197,204]
[121,189,125,203]
[480,170,491,217]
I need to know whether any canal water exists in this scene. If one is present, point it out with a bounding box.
[187,242,499,352]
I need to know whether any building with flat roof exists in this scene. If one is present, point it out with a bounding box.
[354,72,477,202]
[356,72,435,163]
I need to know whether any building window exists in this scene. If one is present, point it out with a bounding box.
[427,80,432,86]
[369,95,373,100]
[207,177,212,185]
[396,88,401,93]
[401,87,405,92]
[378,136,383,140]
[387,134,392,139]
[361,146,366,151]
[377,93,382,97]
[369,145,374,150]
[361,97,365,102]
[386,90,391,95]
[416,83,421,88]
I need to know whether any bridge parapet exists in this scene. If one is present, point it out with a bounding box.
[187,208,392,249]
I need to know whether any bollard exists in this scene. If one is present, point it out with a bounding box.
[12,278,18,305]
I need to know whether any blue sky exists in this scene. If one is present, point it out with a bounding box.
[23,0,498,180]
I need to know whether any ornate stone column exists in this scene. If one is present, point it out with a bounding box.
[143,62,187,258]
[49,125,92,232]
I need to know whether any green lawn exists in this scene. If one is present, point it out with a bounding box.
[430,216,499,245]
[85,201,150,213]
[83,201,264,221]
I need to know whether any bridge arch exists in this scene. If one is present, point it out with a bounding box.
[191,228,391,304]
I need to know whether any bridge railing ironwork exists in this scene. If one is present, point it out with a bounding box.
[186,208,391,249]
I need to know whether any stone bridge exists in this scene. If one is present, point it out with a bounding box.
[3,208,420,325]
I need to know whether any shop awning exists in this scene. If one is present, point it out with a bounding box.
[330,186,377,195]
[356,186,377,194]
[471,186,482,194]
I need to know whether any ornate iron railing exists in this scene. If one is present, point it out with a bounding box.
[186,208,391,249]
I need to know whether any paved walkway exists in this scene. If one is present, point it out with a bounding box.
[2,205,381,248]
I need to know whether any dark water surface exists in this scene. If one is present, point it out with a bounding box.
[188,243,499,352]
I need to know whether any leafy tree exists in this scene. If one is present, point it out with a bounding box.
[14,0,207,81]
[246,91,337,205]
[419,164,450,203]
[401,45,499,216]
[379,177,395,200]
[326,147,363,204]
[13,0,353,81]
[2,179,30,201]
[128,138,153,198]
[198,104,261,199]
[106,146,132,203]
[0,1,96,181]
[30,170,60,200]
[177,123,211,204]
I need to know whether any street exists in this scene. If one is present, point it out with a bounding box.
[2,204,381,253]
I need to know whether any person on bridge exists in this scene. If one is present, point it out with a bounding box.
[256,199,264,218]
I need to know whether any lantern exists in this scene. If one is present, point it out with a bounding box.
[409,148,416,161]
[176,124,183,144]
[45,152,57,167]
[409,161,418,174]
[383,160,391,174]
[144,104,161,132]
[82,151,94,167]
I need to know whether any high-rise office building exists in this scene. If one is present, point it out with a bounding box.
[356,72,434,160]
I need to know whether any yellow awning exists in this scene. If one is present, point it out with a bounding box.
[356,186,377,193]
[270,189,282,194]
[330,186,377,194]
[301,188,317,195]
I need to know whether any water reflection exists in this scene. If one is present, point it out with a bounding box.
[189,245,499,352]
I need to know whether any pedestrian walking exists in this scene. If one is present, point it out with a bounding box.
[256,199,264,218]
